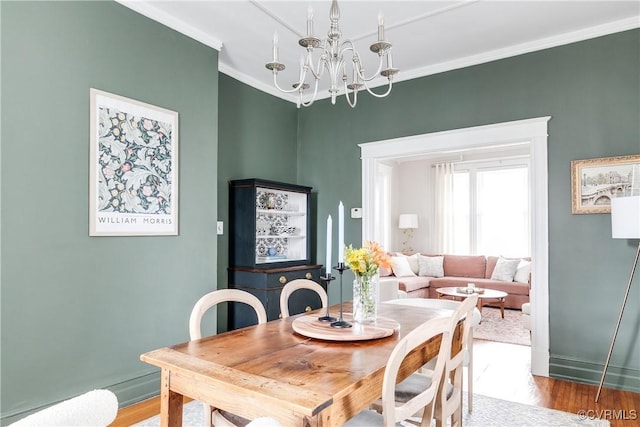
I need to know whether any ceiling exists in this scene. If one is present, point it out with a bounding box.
[118,1,639,105]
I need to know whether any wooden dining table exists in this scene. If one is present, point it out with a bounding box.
[140,301,462,427]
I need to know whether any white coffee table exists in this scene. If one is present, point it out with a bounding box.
[436,286,508,318]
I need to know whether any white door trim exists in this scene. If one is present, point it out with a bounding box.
[359,116,551,376]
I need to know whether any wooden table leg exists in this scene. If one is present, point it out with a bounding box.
[499,298,505,318]
[160,368,183,427]
[476,299,483,317]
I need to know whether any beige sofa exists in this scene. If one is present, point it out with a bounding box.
[379,253,531,310]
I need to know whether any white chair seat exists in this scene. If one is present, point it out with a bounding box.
[343,409,400,427]
[394,372,435,403]
[394,372,454,402]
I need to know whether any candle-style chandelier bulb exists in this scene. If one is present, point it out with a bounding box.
[265,0,398,108]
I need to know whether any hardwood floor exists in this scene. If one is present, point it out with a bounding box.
[472,340,639,427]
[113,340,640,426]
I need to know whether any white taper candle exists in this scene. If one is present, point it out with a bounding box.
[272,32,279,62]
[307,6,314,37]
[377,12,384,41]
[326,215,332,275]
[338,201,344,263]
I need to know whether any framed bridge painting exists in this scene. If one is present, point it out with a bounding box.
[89,89,179,236]
[571,154,640,214]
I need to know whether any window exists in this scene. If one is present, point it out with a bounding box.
[452,162,530,257]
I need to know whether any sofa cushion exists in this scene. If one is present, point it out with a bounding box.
[390,256,416,277]
[395,252,420,275]
[485,256,499,278]
[514,259,532,283]
[379,264,393,277]
[418,254,444,277]
[397,276,433,293]
[491,256,520,281]
[443,255,486,278]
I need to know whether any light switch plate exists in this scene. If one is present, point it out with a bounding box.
[351,208,362,219]
[217,221,224,235]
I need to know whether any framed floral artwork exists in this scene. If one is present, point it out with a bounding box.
[89,89,179,235]
[570,154,640,214]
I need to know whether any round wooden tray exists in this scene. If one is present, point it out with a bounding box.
[292,313,400,341]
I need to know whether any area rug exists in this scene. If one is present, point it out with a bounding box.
[134,394,609,426]
[473,307,531,346]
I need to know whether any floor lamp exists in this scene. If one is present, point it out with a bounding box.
[595,195,640,402]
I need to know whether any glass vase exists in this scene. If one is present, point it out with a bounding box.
[353,273,379,323]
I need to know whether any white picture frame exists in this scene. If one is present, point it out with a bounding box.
[89,89,179,236]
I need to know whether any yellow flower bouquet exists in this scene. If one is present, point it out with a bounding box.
[344,241,393,322]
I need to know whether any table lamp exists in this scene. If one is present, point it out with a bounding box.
[595,195,640,402]
[398,213,419,254]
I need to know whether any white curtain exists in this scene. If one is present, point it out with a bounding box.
[433,162,454,253]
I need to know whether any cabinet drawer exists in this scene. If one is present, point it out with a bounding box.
[264,269,321,287]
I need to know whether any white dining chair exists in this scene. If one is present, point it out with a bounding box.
[189,289,267,427]
[343,315,454,427]
[385,296,478,427]
[279,278,327,318]
[384,297,481,412]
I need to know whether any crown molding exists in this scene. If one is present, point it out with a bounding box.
[218,63,299,104]
[115,0,223,51]
[395,16,639,85]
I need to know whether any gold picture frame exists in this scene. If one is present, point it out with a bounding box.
[571,154,640,214]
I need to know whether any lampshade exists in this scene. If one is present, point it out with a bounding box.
[398,214,419,229]
[611,196,640,239]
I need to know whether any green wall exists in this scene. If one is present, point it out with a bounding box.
[217,74,298,331]
[1,2,638,422]
[296,29,640,391]
[1,1,219,423]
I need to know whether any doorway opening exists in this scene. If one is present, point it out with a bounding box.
[360,117,550,376]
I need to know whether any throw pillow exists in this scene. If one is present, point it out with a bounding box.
[418,254,444,277]
[490,256,520,281]
[390,256,416,277]
[379,264,392,277]
[395,252,420,275]
[514,259,532,283]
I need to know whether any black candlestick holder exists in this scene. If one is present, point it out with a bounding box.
[331,262,352,328]
[318,272,337,322]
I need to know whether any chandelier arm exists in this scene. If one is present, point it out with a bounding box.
[355,54,387,82]
[304,48,325,81]
[361,78,394,98]
[338,40,356,57]
[343,79,358,108]
[299,79,320,108]
[272,73,306,94]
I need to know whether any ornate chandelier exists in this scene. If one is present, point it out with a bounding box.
[265,0,399,108]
